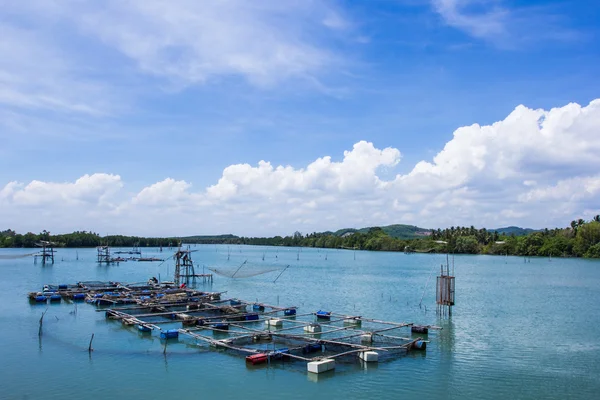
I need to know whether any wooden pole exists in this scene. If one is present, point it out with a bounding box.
[88,333,94,352]
[273,265,290,283]
[38,308,48,336]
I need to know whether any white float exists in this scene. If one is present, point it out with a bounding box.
[303,324,322,333]
[307,359,335,374]
[264,318,283,327]
[359,351,378,362]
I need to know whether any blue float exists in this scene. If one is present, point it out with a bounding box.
[35,295,47,302]
[138,325,151,333]
[213,323,229,330]
[245,313,259,321]
[316,310,331,320]
[284,308,296,316]
[302,343,322,354]
[50,294,62,302]
[72,293,86,300]
[160,329,179,339]
[413,340,427,350]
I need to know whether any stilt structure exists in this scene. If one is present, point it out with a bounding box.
[35,241,56,265]
[97,246,111,264]
[174,247,213,285]
[436,263,455,316]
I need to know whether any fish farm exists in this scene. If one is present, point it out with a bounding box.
[28,279,438,375]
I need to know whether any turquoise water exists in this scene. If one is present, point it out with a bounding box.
[1,246,599,399]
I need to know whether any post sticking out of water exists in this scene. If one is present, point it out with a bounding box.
[88,333,94,353]
[38,308,48,336]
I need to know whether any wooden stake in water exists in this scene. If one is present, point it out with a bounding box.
[88,333,94,353]
[38,308,48,336]
[273,265,290,283]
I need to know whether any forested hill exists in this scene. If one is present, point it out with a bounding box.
[492,226,536,236]
[332,224,431,239]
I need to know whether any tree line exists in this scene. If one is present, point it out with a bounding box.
[2,217,600,258]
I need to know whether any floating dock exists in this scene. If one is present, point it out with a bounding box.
[28,280,439,375]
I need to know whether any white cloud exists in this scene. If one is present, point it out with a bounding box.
[0,0,350,122]
[0,174,123,207]
[432,0,507,40]
[432,0,578,46]
[206,141,401,200]
[0,24,114,115]
[2,99,600,235]
[133,178,195,206]
[41,0,346,88]
[519,176,600,203]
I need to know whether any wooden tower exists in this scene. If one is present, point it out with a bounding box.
[97,246,111,264]
[174,248,196,286]
[35,241,56,265]
[436,263,455,316]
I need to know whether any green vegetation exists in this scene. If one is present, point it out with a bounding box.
[2,217,600,258]
[332,224,431,240]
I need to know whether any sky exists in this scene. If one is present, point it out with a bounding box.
[1,0,600,237]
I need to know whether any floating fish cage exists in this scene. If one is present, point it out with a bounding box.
[29,280,439,376]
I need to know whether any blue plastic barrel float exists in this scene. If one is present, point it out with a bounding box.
[160,329,179,339]
[284,308,296,316]
[72,293,86,300]
[58,284,68,290]
[245,313,259,321]
[230,299,241,306]
[413,340,427,350]
[316,310,331,320]
[138,325,152,333]
[213,323,229,331]
[253,304,265,312]
[302,343,322,354]
[50,294,62,302]
[35,295,47,302]
[271,348,290,359]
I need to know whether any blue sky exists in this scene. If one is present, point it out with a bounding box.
[1,0,600,236]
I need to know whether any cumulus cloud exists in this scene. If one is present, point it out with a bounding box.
[0,174,122,207]
[2,100,600,235]
[133,178,195,206]
[206,141,401,200]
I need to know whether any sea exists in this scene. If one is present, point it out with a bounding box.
[0,245,599,400]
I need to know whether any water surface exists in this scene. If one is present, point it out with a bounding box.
[0,246,598,399]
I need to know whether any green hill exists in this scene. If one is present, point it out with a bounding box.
[333,224,430,240]
[178,234,239,241]
[492,226,536,236]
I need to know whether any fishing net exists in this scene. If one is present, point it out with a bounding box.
[0,252,37,259]
[208,266,280,278]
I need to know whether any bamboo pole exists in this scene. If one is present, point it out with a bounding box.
[38,308,48,336]
[88,333,94,352]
